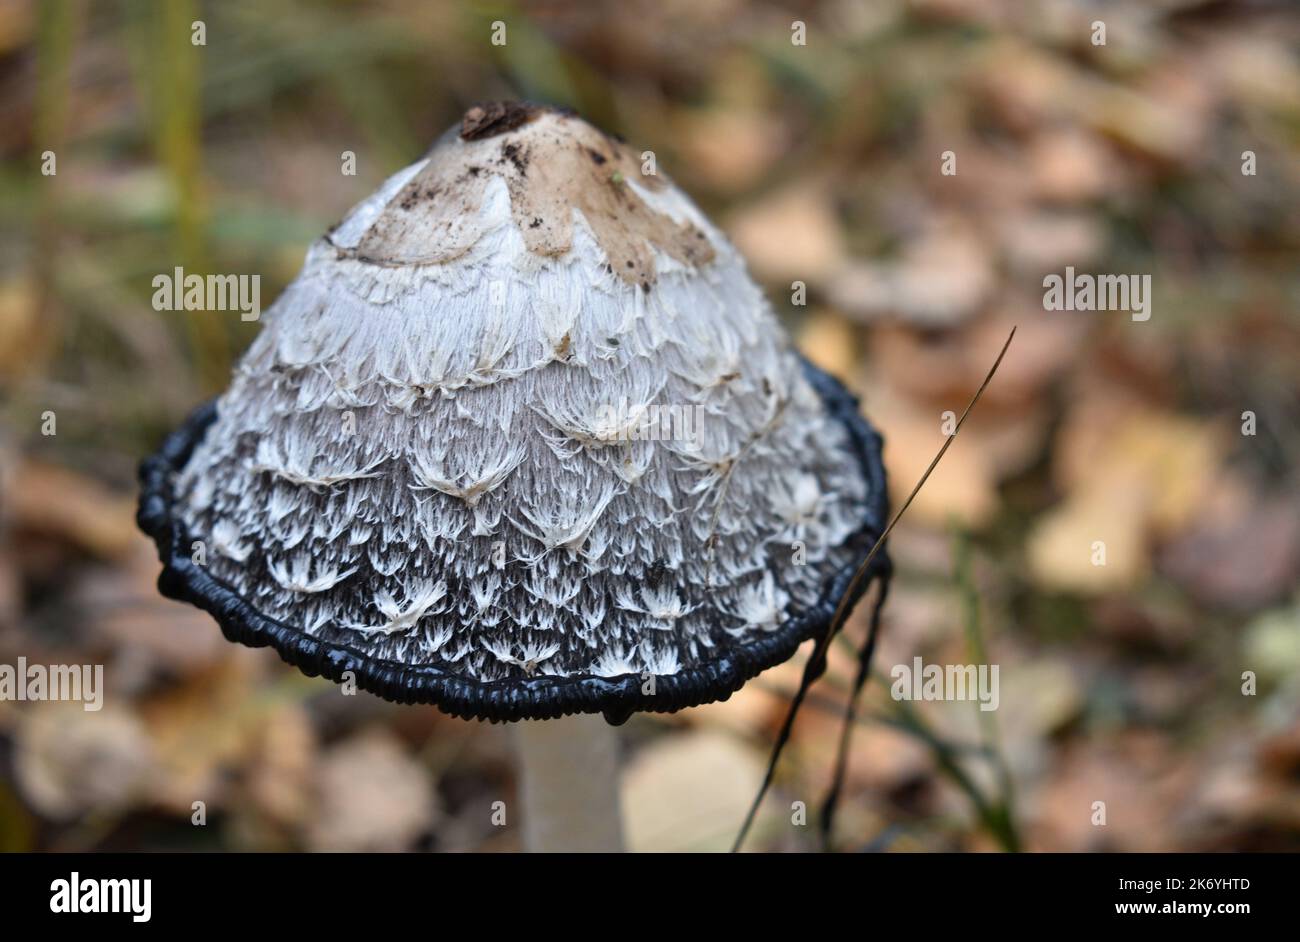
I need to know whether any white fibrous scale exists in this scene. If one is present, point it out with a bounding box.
[174,104,870,684]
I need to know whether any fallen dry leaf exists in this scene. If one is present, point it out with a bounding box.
[244,703,317,830]
[8,461,137,559]
[1027,476,1150,593]
[829,220,995,327]
[676,107,784,193]
[1028,733,1189,851]
[727,183,845,284]
[997,210,1105,275]
[136,654,270,812]
[1026,126,1117,203]
[1161,491,1300,612]
[75,539,229,673]
[621,728,778,852]
[1030,387,1226,593]
[306,728,436,852]
[857,374,1047,529]
[0,278,42,381]
[14,702,155,819]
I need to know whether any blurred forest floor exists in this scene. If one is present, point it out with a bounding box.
[0,0,1298,851]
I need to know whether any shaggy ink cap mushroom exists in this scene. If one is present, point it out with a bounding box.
[138,102,891,725]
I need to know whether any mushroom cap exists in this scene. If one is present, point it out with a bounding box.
[138,103,889,723]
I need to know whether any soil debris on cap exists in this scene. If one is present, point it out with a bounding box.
[460,101,541,141]
[346,104,717,288]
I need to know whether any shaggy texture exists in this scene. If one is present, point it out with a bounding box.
[142,106,889,719]
[138,364,887,723]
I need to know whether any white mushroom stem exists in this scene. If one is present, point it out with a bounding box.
[512,713,625,852]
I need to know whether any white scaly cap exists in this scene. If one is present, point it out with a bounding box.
[141,102,887,723]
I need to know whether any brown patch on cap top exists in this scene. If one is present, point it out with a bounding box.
[337,105,716,288]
